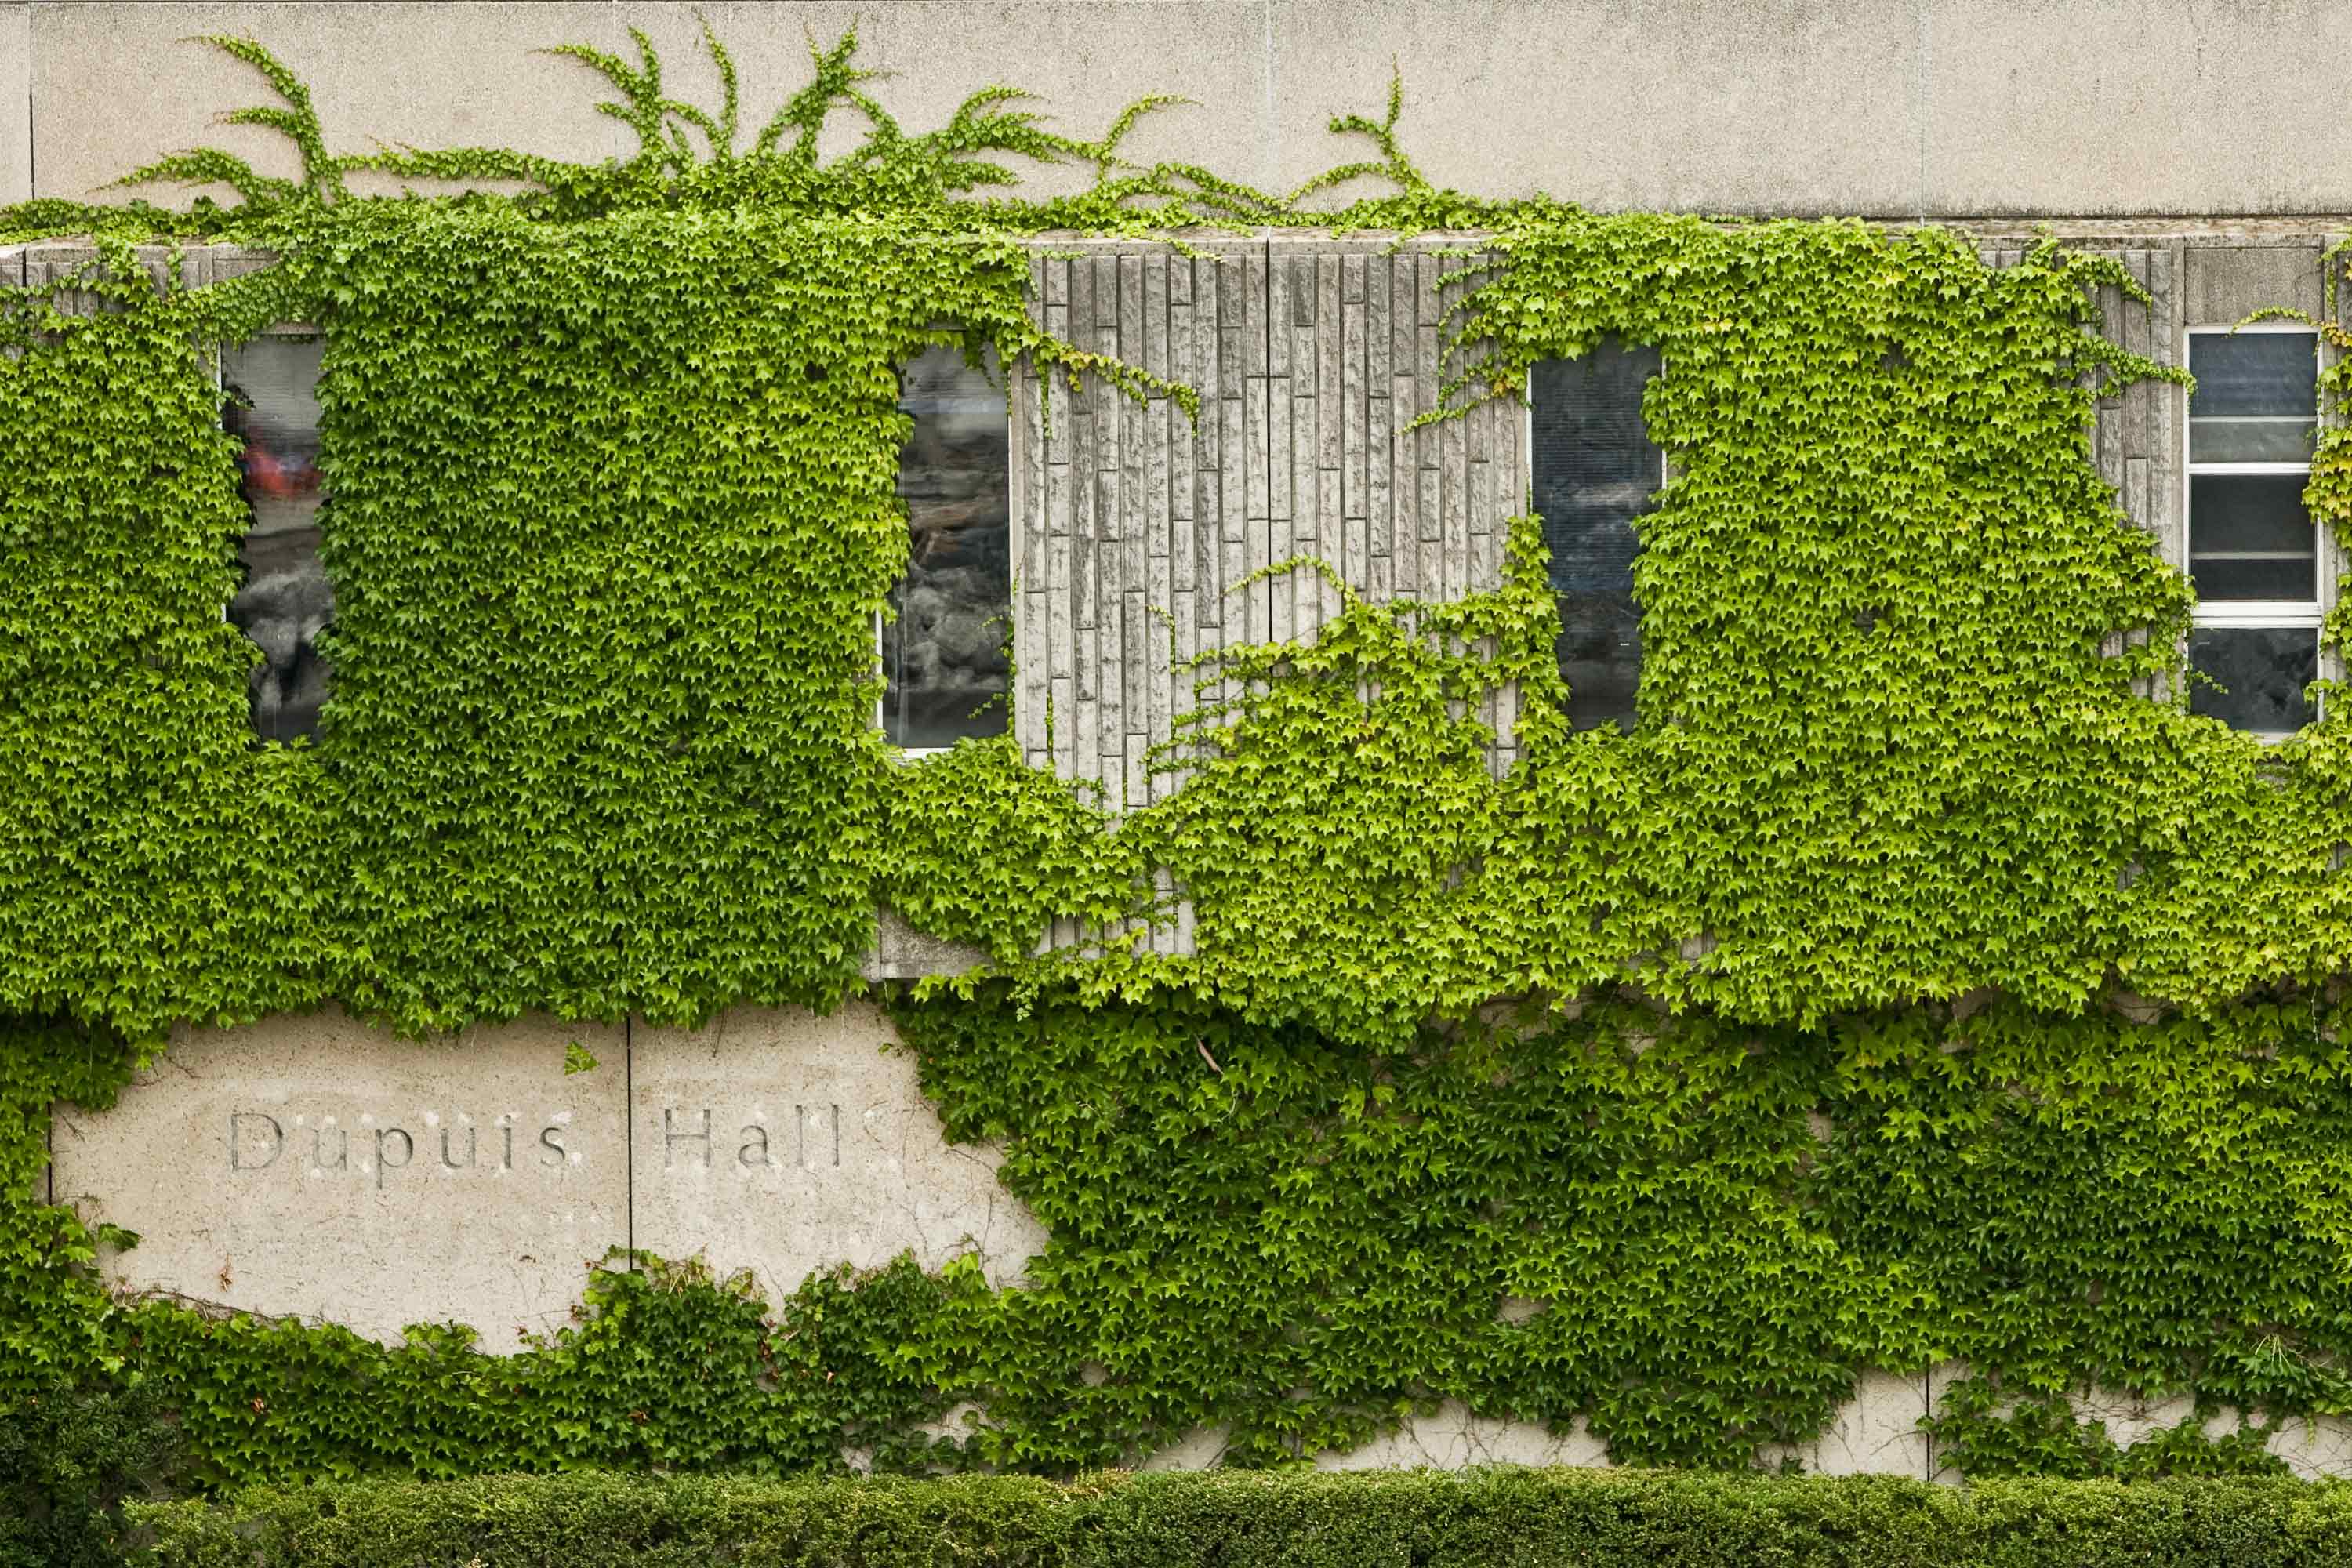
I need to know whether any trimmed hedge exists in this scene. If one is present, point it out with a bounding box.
[132,1468,2352,1566]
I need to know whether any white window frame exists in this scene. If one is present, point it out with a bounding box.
[2183,321,2325,739]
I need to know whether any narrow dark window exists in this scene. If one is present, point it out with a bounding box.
[885,346,1011,750]
[2184,328,2320,735]
[221,336,330,742]
[1530,342,1662,731]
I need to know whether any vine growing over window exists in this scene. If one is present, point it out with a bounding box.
[1,20,2347,1488]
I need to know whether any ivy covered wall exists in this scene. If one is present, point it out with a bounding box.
[6,24,2352,1487]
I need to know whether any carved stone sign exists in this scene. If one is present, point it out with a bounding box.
[49,1000,1042,1350]
[50,1012,626,1346]
[49,1004,2352,1475]
[630,1001,1045,1298]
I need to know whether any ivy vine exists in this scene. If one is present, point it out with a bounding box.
[2,19,2350,1487]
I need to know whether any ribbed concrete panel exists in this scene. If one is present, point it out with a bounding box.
[1007,234,1519,957]
[1014,234,1523,824]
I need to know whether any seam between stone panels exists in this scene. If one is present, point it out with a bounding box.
[624,1013,634,1263]
[1265,233,1273,628]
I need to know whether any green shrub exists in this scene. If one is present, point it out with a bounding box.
[132,1468,2352,1568]
[0,1376,180,1568]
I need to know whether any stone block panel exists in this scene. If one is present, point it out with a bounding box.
[51,1011,627,1348]
[628,1000,1045,1301]
[2186,243,2325,328]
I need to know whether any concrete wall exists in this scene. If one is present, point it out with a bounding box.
[54,1004,2352,1477]
[13,1,2352,220]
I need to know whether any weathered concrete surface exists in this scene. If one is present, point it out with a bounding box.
[51,1011,627,1348]
[866,906,990,983]
[628,1000,1046,1301]
[2186,241,2327,324]
[25,2,1265,208]
[1926,1363,2352,1481]
[1308,1372,1923,1476]
[1,4,30,206]
[1136,1373,1923,1475]
[1768,1370,1933,1477]
[27,1,2352,220]
[1315,1404,1613,1471]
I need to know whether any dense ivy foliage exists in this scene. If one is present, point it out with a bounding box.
[899,990,2352,1475]
[115,1254,973,1492]
[1,214,1154,1039]
[5,20,2352,1501]
[904,225,2346,1038]
[128,1469,2352,1568]
[0,1374,179,1568]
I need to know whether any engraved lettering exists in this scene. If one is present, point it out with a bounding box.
[738,1123,771,1168]
[664,1107,711,1168]
[221,1111,555,1181]
[229,1111,283,1171]
[788,1104,843,1171]
[374,1127,413,1190]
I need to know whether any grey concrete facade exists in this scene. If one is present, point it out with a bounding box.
[20,13,2352,1467]
[628,1001,1047,1301]
[15,2,2352,220]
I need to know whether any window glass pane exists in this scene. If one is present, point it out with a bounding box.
[2188,474,2315,601]
[1531,342,1660,732]
[2190,332,2316,418]
[2189,418,2314,463]
[2189,627,2316,734]
[222,337,330,743]
[887,346,1010,749]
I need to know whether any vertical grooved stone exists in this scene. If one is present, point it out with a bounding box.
[2126,250,2154,465]
[1099,464,1126,786]
[2154,241,2187,574]
[1293,340,1320,633]
[1316,256,1343,474]
[1344,292,1369,552]
[1246,372,1271,643]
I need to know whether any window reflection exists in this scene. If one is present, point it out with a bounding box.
[2189,627,2316,735]
[2188,474,2317,601]
[887,346,1011,749]
[1531,343,1661,731]
[2187,332,2317,462]
[222,337,330,742]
